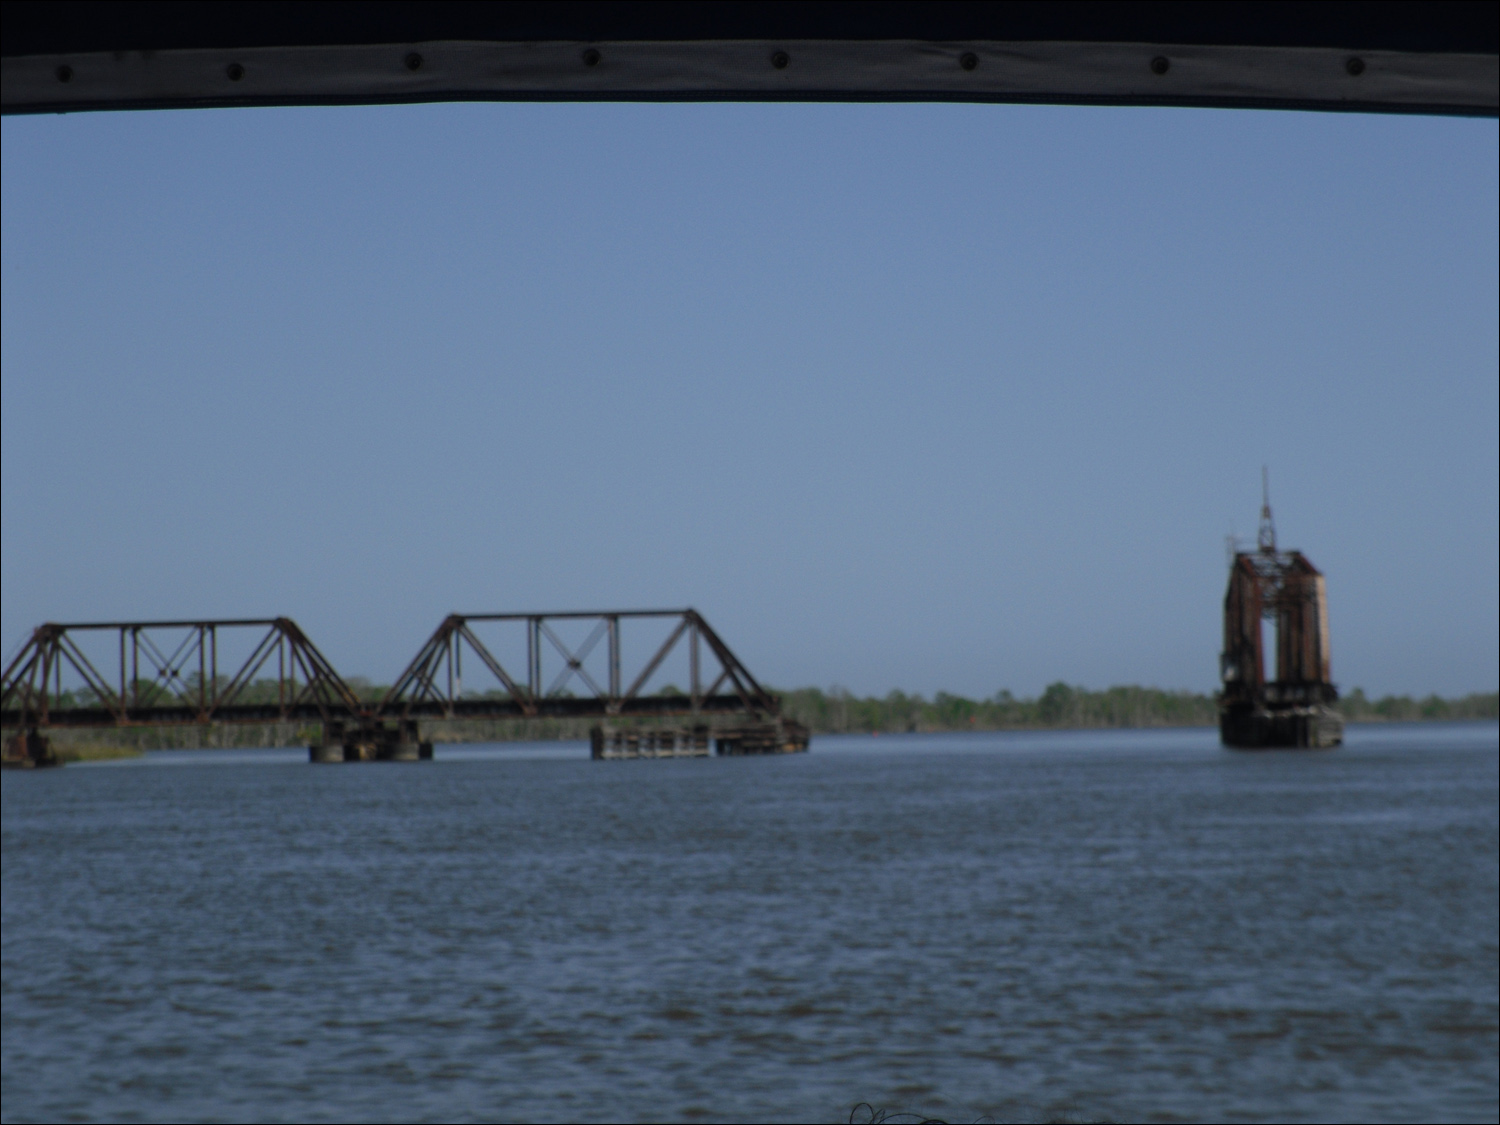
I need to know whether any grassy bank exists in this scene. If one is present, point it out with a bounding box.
[51,742,143,763]
[32,723,316,754]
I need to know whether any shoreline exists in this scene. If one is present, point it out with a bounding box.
[11,715,1495,758]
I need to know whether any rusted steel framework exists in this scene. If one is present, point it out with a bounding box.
[1221,553,1332,693]
[0,618,359,729]
[2,609,804,764]
[1218,483,1342,749]
[380,609,776,721]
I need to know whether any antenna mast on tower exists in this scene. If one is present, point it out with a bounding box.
[1257,466,1277,553]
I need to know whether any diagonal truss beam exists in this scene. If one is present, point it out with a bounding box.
[621,616,691,701]
[541,619,609,699]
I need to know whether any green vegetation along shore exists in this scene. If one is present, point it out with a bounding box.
[778,684,1499,734]
[784,683,1215,732]
[15,683,1497,751]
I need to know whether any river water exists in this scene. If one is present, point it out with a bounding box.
[2,723,1496,1123]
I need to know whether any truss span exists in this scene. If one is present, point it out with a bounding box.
[2,609,808,765]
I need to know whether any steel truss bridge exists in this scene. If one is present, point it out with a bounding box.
[2,610,808,764]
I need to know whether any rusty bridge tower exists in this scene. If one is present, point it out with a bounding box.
[1218,472,1343,749]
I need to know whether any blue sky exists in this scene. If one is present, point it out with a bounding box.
[2,102,1496,698]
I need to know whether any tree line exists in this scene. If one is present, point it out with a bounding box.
[777,683,1499,734]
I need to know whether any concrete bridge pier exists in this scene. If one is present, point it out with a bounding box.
[309,720,432,763]
[308,739,345,763]
[377,720,432,761]
[2,728,59,769]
